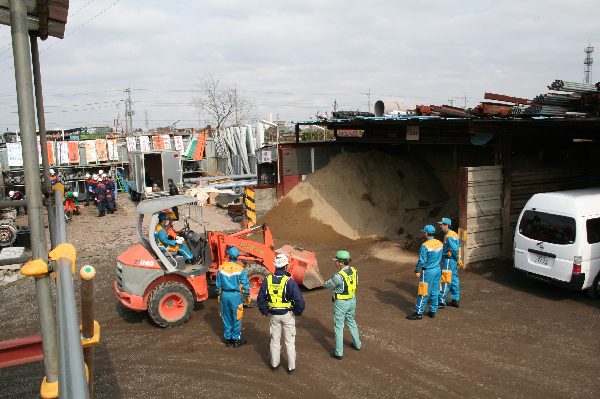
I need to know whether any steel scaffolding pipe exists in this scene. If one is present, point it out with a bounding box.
[54,189,89,398]
[8,0,58,386]
[30,32,58,249]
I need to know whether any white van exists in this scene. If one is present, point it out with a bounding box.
[513,188,600,299]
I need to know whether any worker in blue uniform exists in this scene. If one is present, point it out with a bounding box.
[154,212,193,261]
[94,175,107,217]
[438,217,462,308]
[407,225,443,320]
[326,250,361,360]
[215,247,251,348]
[85,174,94,206]
[104,174,116,214]
[257,254,305,375]
[49,169,58,188]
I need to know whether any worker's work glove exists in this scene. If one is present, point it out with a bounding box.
[217,295,221,303]
[414,272,420,278]
[246,296,252,306]
[457,259,464,268]
[447,250,452,257]
[176,238,184,245]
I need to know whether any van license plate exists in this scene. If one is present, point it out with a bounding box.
[535,255,549,266]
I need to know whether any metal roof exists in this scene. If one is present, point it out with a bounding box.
[0,0,69,40]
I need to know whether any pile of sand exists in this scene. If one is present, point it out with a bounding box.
[260,150,457,245]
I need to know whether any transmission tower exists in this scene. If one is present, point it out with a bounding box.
[124,88,135,136]
[584,45,594,83]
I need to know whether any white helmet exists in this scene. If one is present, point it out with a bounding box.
[92,174,98,181]
[50,168,55,176]
[101,173,107,178]
[85,173,91,178]
[274,254,290,268]
[98,169,104,174]
[73,192,79,198]
[8,191,14,197]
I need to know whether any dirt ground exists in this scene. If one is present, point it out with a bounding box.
[0,197,599,398]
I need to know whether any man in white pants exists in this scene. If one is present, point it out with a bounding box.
[257,254,305,375]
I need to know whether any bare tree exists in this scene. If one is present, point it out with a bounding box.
[192,75,257,130]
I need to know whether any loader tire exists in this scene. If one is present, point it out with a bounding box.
[147,282,194,327]
[244,263,270,306]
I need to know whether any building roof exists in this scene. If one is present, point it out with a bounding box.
[0,0,69,40]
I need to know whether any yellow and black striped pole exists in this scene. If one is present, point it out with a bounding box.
[244,187,256,227]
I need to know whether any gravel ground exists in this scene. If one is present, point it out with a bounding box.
[0,197,599,398]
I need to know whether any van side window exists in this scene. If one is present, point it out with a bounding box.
[586,218,600,244]
[518,210,576,245]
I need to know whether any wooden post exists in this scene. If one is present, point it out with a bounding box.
[500,135,512,259]
[458,167,468,268]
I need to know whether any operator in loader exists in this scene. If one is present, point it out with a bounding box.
[215,247,251,348]
[257,253,305,375]
[155,212,193,261]
[407,225,443,320]
[325,250,361,360]
[438,217,462,309]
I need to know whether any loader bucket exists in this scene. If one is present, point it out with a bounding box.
[275,245,325,289]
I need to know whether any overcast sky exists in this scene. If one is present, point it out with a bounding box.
[0,0,597,132]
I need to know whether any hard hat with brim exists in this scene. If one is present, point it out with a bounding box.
[437,217,451,225]
[421,225,435,234]
[333,250,351,261]
[274,253,290,268]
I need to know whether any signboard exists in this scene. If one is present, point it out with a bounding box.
[126,137,136,151]
[85,141,97,163]
[6,143,23,167]
[152,135,165,150]
[162,134,171,149]
[139,136,150,152]
[47,142,55,166]
[96,139,108,161]
[60,142,69,164]
[406,126,419,141]
[68,141,80,163]
[107,139,118,160]
[174,135,184,154]
[260,150,272,163]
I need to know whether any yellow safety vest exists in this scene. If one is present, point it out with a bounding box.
[267,275,292,308]
[334,267,357,300]
[155,224,179,252]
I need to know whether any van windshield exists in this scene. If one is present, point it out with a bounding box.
[518,210,576,245]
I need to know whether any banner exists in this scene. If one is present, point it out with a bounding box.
[6,143,23,167]
[60,142,69,164]
[139,136,150,152]
[152,135,165,150]
[162,134,171,149]
[37,142,42,165]
[193,133,207,160]
[185,134,198,158]
[174,135,184,154]
[68,141,80,163]
[85,141,97,163]
[47,142,55,166]
[126,136,136,152]
[96,139,108,162]
[107,139,118,160]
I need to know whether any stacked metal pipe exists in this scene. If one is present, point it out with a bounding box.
[548,80,599,93]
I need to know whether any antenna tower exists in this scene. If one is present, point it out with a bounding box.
[584,45,594,83]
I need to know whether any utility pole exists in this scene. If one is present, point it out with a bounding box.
[124,88,135,136]
[464,93,467,109]
[333,99,338,112]
[144,110,149,131]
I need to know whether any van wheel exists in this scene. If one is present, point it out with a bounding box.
[586,273,600,299]
[147,282,194,327]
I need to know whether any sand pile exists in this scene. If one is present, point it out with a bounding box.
[260,150,456,245]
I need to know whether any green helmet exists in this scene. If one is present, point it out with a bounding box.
[333,250,351,262]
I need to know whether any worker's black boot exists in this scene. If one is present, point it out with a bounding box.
[85,201,89,207]
[233,339,247,348]
[406,312,422,320]
[438,302,445,309]
[448,300,460,308]
[428,311,436,319]
[225,339,235,347]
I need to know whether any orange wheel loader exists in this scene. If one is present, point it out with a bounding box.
[115,195,324,327]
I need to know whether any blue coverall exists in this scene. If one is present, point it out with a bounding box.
[105,179,116,211]
[325,266,361,357]
[94,181,106,212]
[215,261,250,341]
[439,229,461,305]
[414,237,443,315]
[85,178,94,205]
[154,224,193,260]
